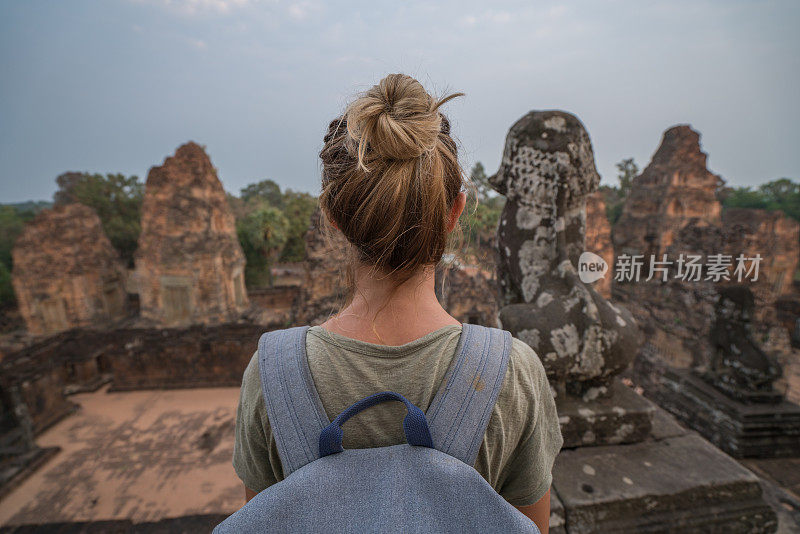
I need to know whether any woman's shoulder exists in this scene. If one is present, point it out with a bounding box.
[506,335,549,391]
[493,334,551,424]
[240,349,264,407]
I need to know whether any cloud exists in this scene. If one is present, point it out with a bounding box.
[488,10,512,24]
[334,55,377,66]
[187,37,208,49]
[130,0,254,15]
[457,9,513,28]
[286,1,320,21]
[458,15,478,28]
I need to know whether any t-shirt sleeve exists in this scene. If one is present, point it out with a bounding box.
[498,339,564,507]
[232,351,282,492]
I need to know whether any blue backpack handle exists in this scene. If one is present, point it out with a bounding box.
[319,391,434,457]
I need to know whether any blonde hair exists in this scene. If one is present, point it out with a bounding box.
[319,73,465,301]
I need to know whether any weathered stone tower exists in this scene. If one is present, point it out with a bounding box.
[614,125,723,259]
[134,142,248,326]
[11,203,127,336]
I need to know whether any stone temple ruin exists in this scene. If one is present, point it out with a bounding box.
[11,203,128,336]
[615,126,800,460]
[491,110,776,532]
[614,126,800,370]
[2,125,798,530]
[134,142,248,327]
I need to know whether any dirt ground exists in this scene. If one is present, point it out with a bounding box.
[0,385,245,527]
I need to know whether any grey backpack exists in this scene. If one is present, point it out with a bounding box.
[214,323,539,533]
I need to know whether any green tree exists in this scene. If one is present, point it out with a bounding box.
[615,158,638,197]
[760,178,800,200]
[598,185,625,225]
[469,162,492,201]
[721,178,800,223]
[0,205,34,268]
[54,172,143,267]
[0,205,39,306]
[0,262,13,305]
[226,192,248,220]
[760,178,800,221]
[720,186,767,210]
[240,179,284,207]
[463,196,504,250]
[279,190,318,262]
[236,204,289,288]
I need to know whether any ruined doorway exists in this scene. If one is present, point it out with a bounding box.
[233,272,246,308]
[102,276,125,318]
[39,297,68,334]
[161,276,192,323]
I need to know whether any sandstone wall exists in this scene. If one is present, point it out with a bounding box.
[0,319,284,429]
[585,192,613,298]
[293,209,349,326]
[108,323,268,391]
[722,208,799,324]
[245,286,300,326]
[135,142,248,326]
[435,260,498,327]
[0,328,102,434]
[11,203,127,336]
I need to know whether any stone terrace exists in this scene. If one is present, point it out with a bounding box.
[0,386,243,529]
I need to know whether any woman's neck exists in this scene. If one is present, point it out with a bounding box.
[319,263,461,345]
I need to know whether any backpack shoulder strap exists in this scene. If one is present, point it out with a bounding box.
[257,326,330,477]
[425,323,512,467]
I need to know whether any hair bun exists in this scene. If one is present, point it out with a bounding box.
[345,74,447,168]
[319,73,465,281]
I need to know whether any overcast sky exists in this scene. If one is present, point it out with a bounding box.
[1,0,798,203]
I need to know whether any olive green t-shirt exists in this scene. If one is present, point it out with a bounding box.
[232,324,564,507]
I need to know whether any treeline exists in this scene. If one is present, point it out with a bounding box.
[718,178,800,222]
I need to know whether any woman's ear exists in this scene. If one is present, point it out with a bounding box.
[447,191,467,233]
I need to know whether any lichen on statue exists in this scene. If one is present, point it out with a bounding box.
[490,110,641,397]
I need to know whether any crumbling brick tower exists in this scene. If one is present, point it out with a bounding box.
[11,203,127,335]
[134,142,248,326]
